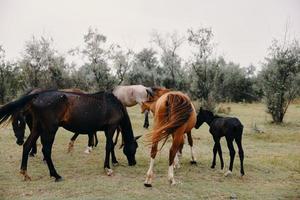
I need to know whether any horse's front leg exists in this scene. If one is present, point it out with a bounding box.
[104,129,114,176]
[29,141,37,157]
[143,110,149,129]
[20,128,39,181]
[144,142,158,187]
[168,134,184,185]
[41,126,61,182]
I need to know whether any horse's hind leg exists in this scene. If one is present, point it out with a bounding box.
[225,136,235,177]
[144,142,158,187]
[84,133,94,154]
[40,126,62,182]
[186,131,197,164]
[235,135,245,176]
[68,133,79,153]
[168,133,184,185]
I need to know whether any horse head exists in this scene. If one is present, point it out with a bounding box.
[123,135,141,166]
[12,112,26,145]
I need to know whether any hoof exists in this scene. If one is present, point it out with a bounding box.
[112,162,119,167]
[84,146,92,154]
[144,183,152,187]
[20,170,32,181]
[211,165,215,169]
[224,170,232,177]
[55,177,63,182]
[190,161,197,165]
[105,168,113,176]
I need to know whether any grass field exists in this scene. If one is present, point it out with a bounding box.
[0,103,299,200]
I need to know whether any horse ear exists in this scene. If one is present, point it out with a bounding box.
[134,135,142,141]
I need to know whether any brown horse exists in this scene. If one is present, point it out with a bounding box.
[11,88,98,155]
[141,99,197,166]
[0,90,139,181]
[144,91,196,187]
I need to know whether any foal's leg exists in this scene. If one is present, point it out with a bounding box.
[217,142,224,170]
[168,133,184,185]
[41,126,62,181]
[211,136,221,169]
[68,133,79,153]
[235,135,245,176]
[144,142,158,187]
[186,131,197,164]
[224,136,235,177]
[143,110,150,129]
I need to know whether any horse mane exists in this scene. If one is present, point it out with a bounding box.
[147,92,193,147]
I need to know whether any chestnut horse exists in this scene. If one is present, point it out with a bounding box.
[144,91,196,187]
[0,90,139,181]
[141,97,197,166]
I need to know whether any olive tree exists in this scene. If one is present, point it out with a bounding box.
[261,38,300,123]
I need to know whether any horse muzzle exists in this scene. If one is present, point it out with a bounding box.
[128,159,136,166]
[16,140,24,146]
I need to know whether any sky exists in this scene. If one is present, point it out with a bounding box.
[0,0,299,68]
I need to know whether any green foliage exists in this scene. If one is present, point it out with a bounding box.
[261,39,300,123]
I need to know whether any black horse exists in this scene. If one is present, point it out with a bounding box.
[11,88,99,156]
[0,90,140,181]
[195,107,245,176]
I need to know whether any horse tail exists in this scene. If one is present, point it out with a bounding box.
[149,93,193,146]
[0,93,38,126]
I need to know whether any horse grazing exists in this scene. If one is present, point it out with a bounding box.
[141,98,197,165]
[144,91,196,187]
[0,90,139,181]
[112,85,154,129]
[194,107,245,176]
[11,88,98,155]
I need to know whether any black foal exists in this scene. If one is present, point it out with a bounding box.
[195,107,245,176]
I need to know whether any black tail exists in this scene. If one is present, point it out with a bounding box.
[0,94,38,125]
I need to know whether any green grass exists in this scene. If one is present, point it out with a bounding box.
[0,103,299,200]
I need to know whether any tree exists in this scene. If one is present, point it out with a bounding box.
[187,27,216,109]
[127,48,161,86]
[261,38,300,123]
[0,45,21,103]
[19,36,69,89]
[112,47,134,85]
[152,31,186,89]
[77,27,115,90]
